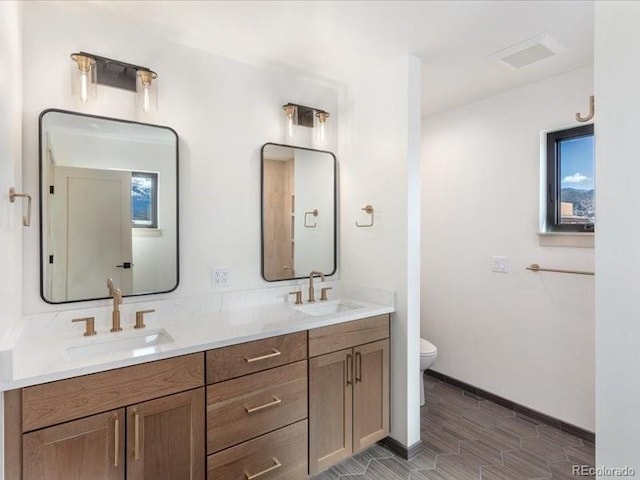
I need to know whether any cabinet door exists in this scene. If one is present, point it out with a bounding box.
[353,339,389,452]
[127,388,205,480]
[23,409,124,480]
[309,348,353,475]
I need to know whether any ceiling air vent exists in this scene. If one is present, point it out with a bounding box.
[489,33,568,69]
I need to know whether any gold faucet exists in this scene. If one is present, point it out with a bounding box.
[308,271,325,303]
[111,288,122,332]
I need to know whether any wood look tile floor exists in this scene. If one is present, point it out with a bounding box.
[312,374,594,480]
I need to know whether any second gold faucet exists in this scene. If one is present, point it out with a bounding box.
[308,271,325,303]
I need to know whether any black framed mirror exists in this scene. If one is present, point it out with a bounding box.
[261,143,337,281]
[39,109,179,303]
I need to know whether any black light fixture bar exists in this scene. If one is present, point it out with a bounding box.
[282,103,329,128]
[77,51,154,92]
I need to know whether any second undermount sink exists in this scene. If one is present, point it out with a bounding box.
[65,328,174,360]
[294,299,363,317]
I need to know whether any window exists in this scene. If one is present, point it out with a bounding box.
[131,172,158,228]
[546,124,594,232]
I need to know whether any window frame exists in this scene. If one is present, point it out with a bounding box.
[546,124,594,233]
[131,171,159,229]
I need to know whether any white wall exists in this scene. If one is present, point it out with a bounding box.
[594,2,640,474]
[422,66,595,431]
[20,2,339,314]
[0,2,23,338]
[294,149,334,276]
[340,54,422,449]
[0,1,23,475]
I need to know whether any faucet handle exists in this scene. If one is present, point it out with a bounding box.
[320,287,332,301]
[72,317,97,336]
[113,288,122,306]
[135,309,155,329]
[289,291,303,305]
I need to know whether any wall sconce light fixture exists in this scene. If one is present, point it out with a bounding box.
[70,53,97,102]
[315,111,330,145]
[281,103,330,145]
[70,52,158,113]
[283,104,298,141]
[136,69,158,113]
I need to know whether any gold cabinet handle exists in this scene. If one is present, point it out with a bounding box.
[355,352,362,383]
[245,457,282,479]
[245,396,282,413]
[114,417,119,467]
[245,348,281,363]
[346,353,353,386]
[133,410,140,460]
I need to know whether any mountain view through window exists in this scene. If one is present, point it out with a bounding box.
[559,134,594,225]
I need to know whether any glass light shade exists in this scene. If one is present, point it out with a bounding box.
[70,54,97,102]
[315,111,330,146]
[282,104,298,142]
[136,70,158,113]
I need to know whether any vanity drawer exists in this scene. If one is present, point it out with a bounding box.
[207,419,308,480]
[206,331,307,384]
[22,353,204,432]
[308,314,390,357]
[207,360,307,454]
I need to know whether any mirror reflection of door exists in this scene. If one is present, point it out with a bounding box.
[261,143,336,282]
[49,166,133,302]
[263,158,295,280]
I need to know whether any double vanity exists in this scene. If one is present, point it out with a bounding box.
[2,288,393,480]
[3,109,393,479]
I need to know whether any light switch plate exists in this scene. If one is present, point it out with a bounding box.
[491,256,509,273]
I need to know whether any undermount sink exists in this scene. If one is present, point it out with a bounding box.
[65,328,174,360]
[294,299,363,317]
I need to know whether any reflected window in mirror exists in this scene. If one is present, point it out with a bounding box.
[132,172,158,229]
[39,109,179,304]
[261,143,336,282]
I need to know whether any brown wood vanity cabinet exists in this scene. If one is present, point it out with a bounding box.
[308,315,390,475]
[9,353,205,480]
[205,331,309,479]
[4,316,389,479]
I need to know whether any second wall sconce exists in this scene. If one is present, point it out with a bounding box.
[282,103,330,145]
[71,52,158,113]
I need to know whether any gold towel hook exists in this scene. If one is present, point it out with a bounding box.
[576,95,595,123]
[356,205,374,227]
[9,187,32,227]
[304,209,318,228]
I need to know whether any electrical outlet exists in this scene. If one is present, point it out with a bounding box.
[212,267,231,288]
[491,256,509,273]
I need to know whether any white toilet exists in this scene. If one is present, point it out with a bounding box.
[420,338,438,406]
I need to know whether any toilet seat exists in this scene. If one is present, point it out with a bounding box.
[420,338,437,357]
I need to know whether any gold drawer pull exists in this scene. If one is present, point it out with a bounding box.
[134,410,140,460]
[114,417,119,467]
[245,348,281,363]
[245,457,282,479]
[245,396,282,413]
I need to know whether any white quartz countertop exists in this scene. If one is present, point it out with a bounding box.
[1,286,394,390]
